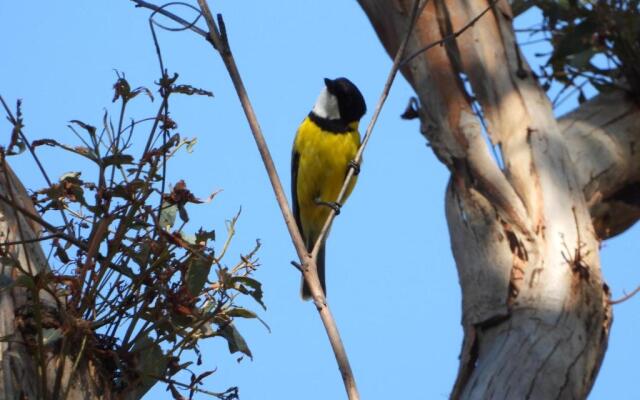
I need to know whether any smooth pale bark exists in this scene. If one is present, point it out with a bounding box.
[559,90,640,239]
[358,0,638,398]
[0,161,111,400]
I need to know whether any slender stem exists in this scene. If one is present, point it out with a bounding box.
[400,0,498,67]
[0,233,60,246]
[311,0,425,261]
[131,0,208,38]
[609,285,640,305]
[0,95,75,238]
[0,191,135,279]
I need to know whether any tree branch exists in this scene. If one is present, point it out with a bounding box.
[400,0,499,67]
[131,0,208,38]
[609,284,640,305]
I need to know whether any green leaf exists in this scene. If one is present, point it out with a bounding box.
[132,335,167,398]
[230,276,266,310]
[185,138,197,153]
[226,307,270,332]
[69,120,97,139]
[225,307,257,319]
[55,246,71,264]
[186,255,212,296]
[172,85,214,97]
[178,204,189,223]
[34,138,98,161]
[102,154,134,167]
[159,202,178,229]
[219,324,252,359]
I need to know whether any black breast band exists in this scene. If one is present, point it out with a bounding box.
[308,112,350,134]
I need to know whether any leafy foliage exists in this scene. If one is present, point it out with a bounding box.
[517,0,640,104]
[2,72,264,399]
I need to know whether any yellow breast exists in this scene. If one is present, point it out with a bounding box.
[293,117,361,242]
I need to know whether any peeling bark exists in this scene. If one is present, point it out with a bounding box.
[357,0,633,398]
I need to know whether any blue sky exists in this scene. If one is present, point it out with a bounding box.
[1,1,638,399]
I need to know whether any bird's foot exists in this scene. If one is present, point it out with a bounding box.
[348,160,361,175]
[315,200,342,215]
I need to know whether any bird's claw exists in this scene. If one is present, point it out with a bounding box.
[348,160,361,175]
[315,200,342,215]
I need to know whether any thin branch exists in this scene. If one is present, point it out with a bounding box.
[311,0,426,262]
[401,0,499,67]
[131,0,208,38]
[0,192,78,247]
[609,285,640,305]
[154,376,235,398]
[0,95,75,237]
[0,191,135,279]
[0,233,61,246]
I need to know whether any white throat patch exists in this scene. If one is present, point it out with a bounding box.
[311,88,340,120]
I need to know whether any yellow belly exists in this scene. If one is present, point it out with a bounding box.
[293,117,360,245]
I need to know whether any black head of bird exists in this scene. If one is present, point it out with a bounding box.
[312,77,367,125]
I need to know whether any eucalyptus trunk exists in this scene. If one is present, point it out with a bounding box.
[358,0,639,398]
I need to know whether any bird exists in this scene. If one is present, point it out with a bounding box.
[291,77,366,300]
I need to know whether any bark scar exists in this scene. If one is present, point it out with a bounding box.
[561,206,591,282]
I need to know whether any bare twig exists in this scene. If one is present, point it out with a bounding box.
[0,95,75,237]
[609,285,640,305]
[131,0,208,38]
[0,233,61,246]
[401,0,499,67]
[311,0,426,262]
[154,376,236,398]
[0,191,135,279]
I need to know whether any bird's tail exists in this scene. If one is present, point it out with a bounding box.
[301,241,326,300]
